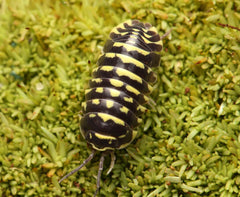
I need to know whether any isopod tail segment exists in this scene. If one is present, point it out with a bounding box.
[58,150,116,197]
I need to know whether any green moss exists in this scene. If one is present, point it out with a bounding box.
[0,0,240,196]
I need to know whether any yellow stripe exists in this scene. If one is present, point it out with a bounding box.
[96,87,103,93]
[109,79,124,87]
[137,105,147,113]
[132,31,139,35]
[92,99,100,105]
[92,68,97,73]
[92,78,102,83]
[90,143,114,151]
[106,100,114,108]
[117,130,138,150]
[89,114,96,118]
[97,112,125,126]
[89,133,117,151]
[114,67,142,84]
[143,95,149,102]
[114,20,157,35]
[119,106,129,114]
[147,84,153,92]
[140,35,157,45]
[118,134,127,139]
[85,89,91,94]
[126,85,140,95]
[109,88,120,97]
[148,25,158,33]
[131,28,156,39]
[100,66,114,72]
[106,52,144,69]
[128,33,162,46]
[89,133,92,139]
[81,102,86,110]
[94,133,116,140]
[111,20,160,41]
[113,42,150,56]
[123,97,133,103]
[111,27,128,36]
[114,31,162,48]
[147,67,152,74]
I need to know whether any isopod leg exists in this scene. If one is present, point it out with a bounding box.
[107,151,116,175]
[58,150,96,183]
[94,153,105,197]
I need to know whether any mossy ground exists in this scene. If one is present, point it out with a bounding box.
[0,0,240,196]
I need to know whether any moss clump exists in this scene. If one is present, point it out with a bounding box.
[0,0,240,196]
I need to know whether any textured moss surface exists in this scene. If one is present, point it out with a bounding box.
[0,0,240,196]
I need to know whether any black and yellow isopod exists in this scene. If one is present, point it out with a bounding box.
[59,20,169,196]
